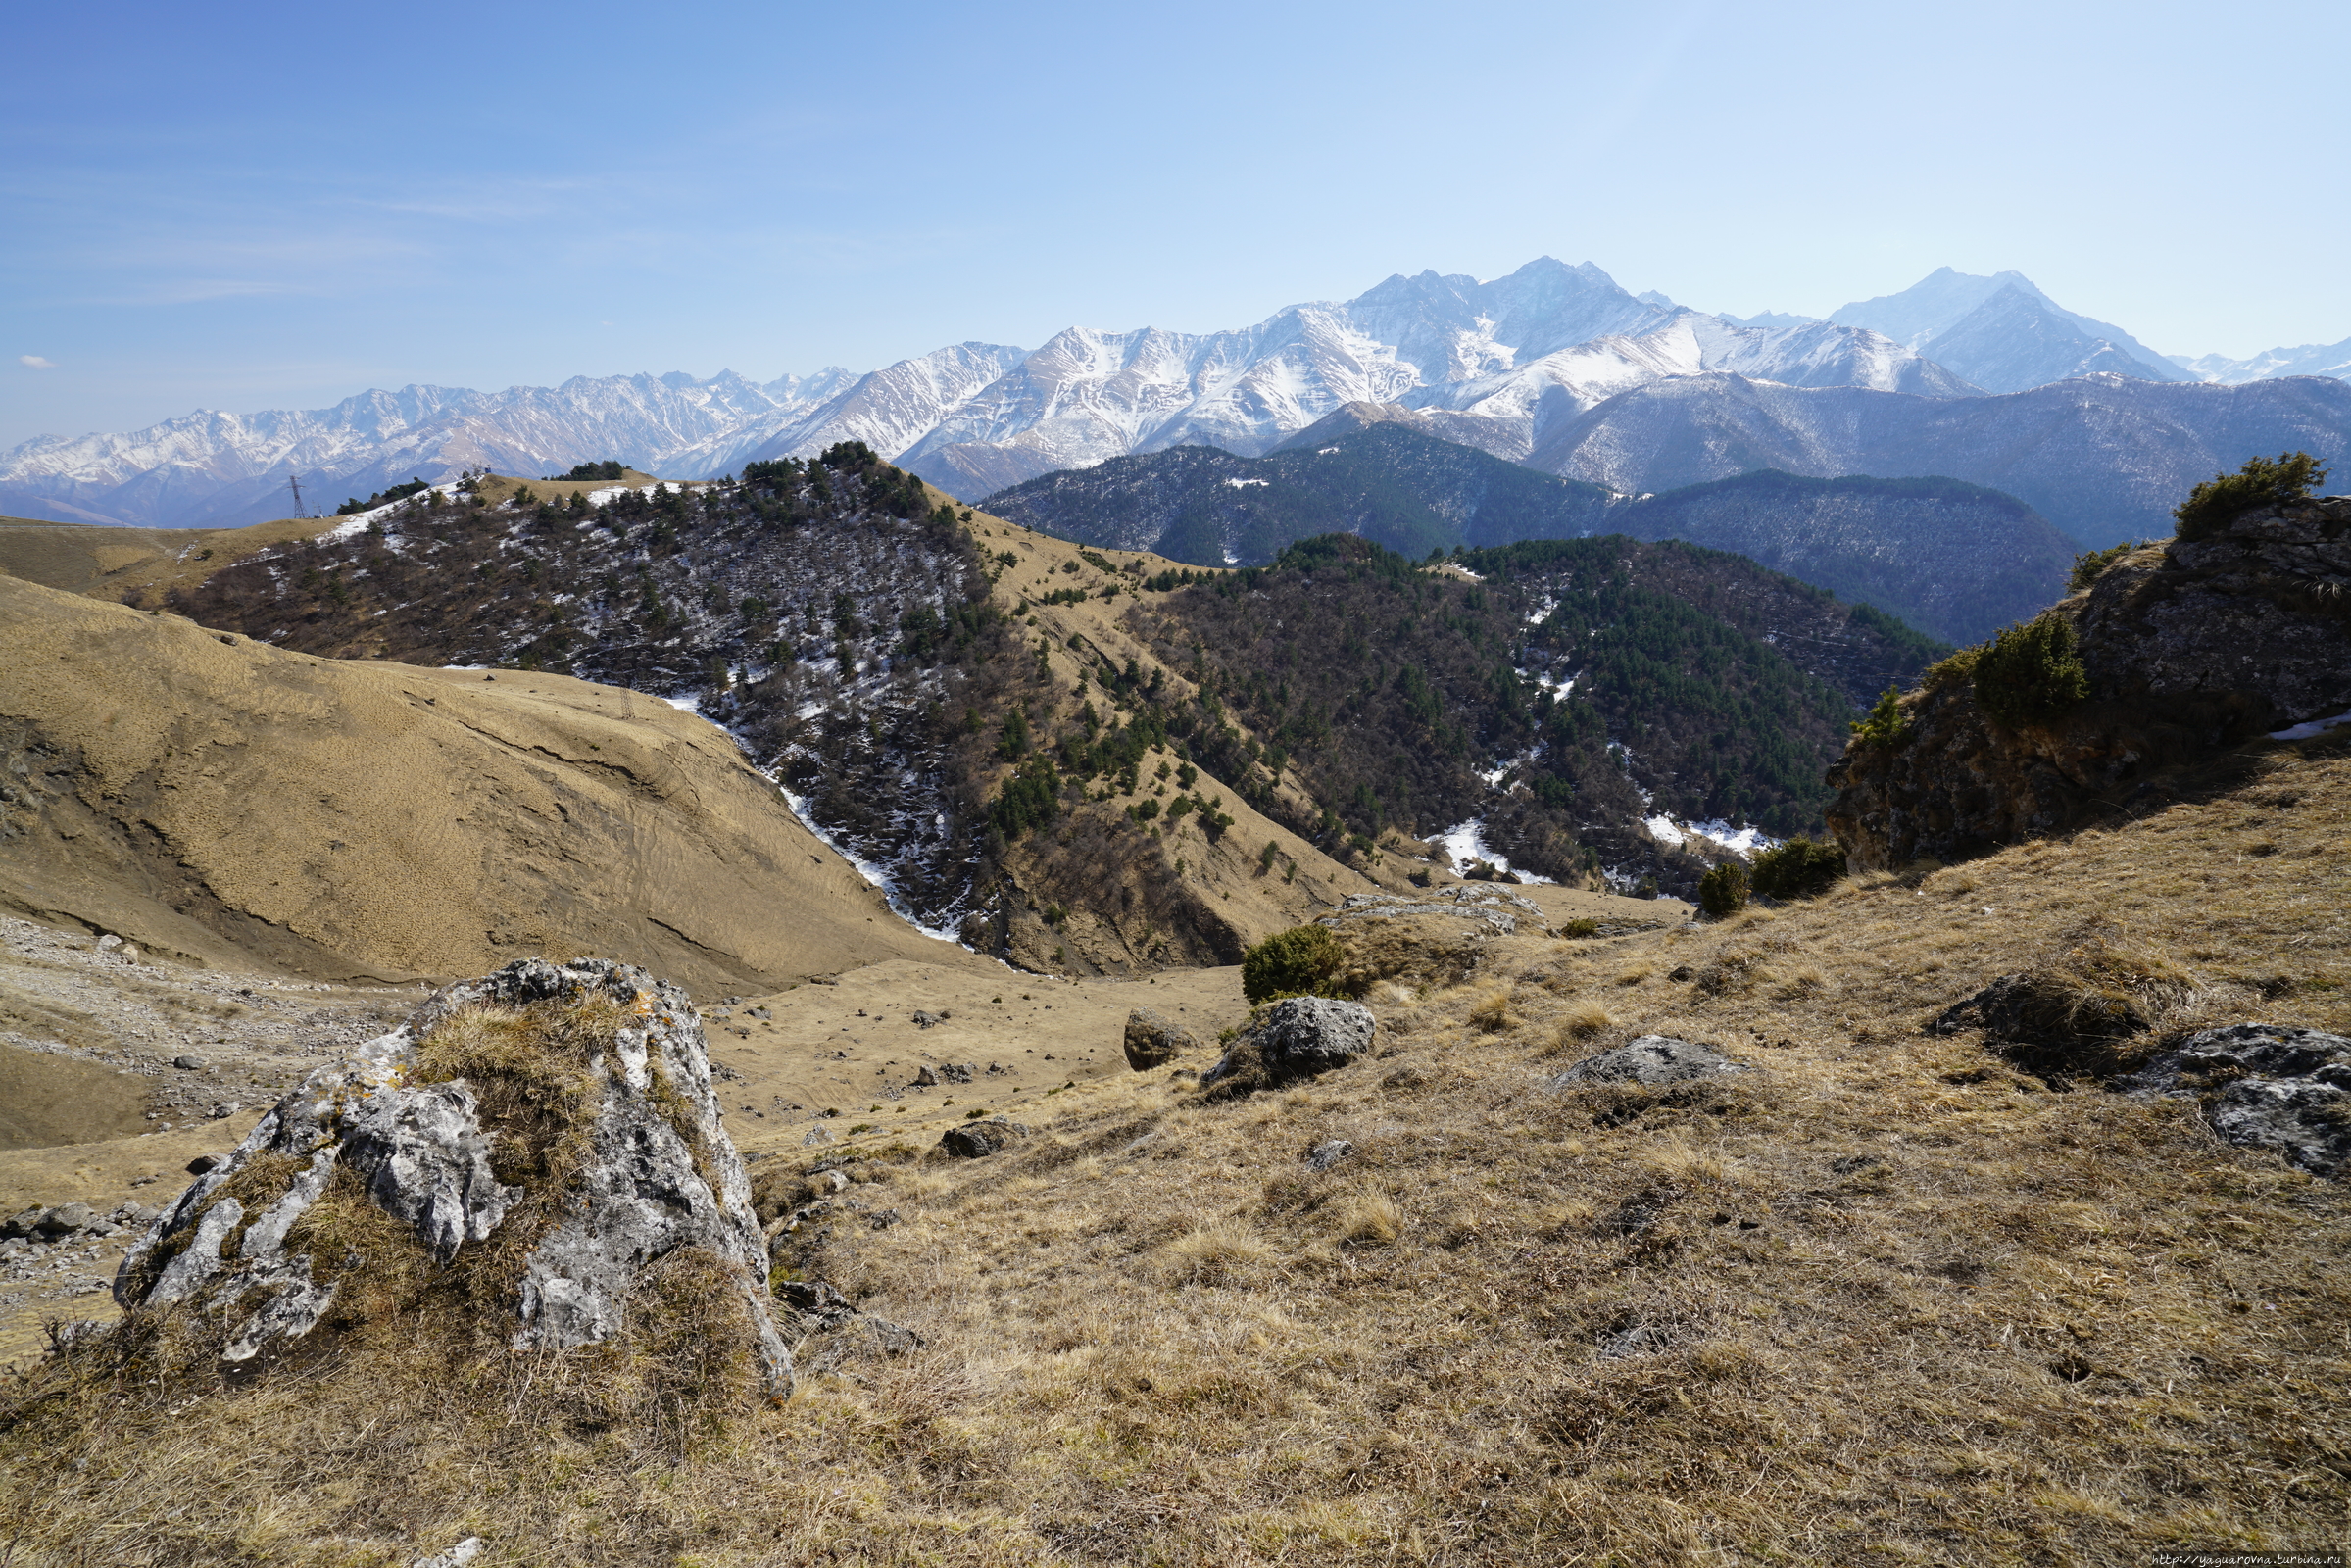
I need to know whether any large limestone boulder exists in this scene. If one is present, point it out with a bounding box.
[1200,996,1377,1100]
[1547,1036,1749,1090]
[114,958,789,1391]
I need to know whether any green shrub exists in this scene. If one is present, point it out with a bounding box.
[1241,924,1347,1003]
[2173,451,2328,541]
[1560,917,1600,939]
[1749,837,1845,902]
[1848,687,1911,751]
[1696,861,1750,920]
[2068,539,2149,592]
[1973,613,2088,729]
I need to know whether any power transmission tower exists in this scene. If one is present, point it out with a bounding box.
[286,473,309,517]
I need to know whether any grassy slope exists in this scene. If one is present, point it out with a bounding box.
[5,731,2344,1565]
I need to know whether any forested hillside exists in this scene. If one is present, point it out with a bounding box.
[1122,533,1941,892]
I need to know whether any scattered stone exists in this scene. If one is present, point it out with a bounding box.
[0,1208,44,1240]
[96,934,121,952]
[184,1152,228,1175]
[1305,1139,1354,1173]
[209,1102,239,1119]
[909,1009,950,1028]
[1200,997,1377,1099]
[912,1065,939,1086]
[2116,1024,2351,1177]
[802,1124,834,1147]
[115,957,790,1391]
[1122,1006,1198,1070]
[171,1055,204,1071]
[813,1169,851,1195]
[940,1062,974,1083]
[776,1279,923,1364]
[411,1538,484,1568]
[938,1118,1028,1158]
[37,1203,96,1237]
[1549,1036,1750,1089]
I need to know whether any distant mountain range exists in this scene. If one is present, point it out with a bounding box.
[1521,371,2351,547]
[986,421,2075,644]
[3,260,2344,534]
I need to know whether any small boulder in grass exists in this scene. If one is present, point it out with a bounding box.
[1122,1006,1198,1070]
[938,1118,1029,1159]
[1548,1036,1749,1090]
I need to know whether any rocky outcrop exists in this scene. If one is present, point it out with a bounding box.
[1122,1007,1198,1070]
[2117,1024,2351,1177]
[114,958,789,1390]
[1200,997,1377,1100]
[1829,496,2351,868]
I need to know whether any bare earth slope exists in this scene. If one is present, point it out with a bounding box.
[0,575,970,991]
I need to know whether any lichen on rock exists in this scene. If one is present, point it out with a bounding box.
[114,957,789,1393]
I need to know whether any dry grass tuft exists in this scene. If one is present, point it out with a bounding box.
[1331,1193,1405,1247]
[1467,989,1513,1032]
[1549,1002,1615,1052]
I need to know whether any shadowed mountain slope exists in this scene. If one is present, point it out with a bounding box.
[1526,371,2351,547]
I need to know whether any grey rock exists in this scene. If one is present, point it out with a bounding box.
[778,1278,923,1366]
[1549,1035,1749,1089]
[1305,1139,1354,1173]
[36,1203,95,1237]
[1321,887,1541,935]
[2116,1023,2351,1177]
[115,958,790,1392]
[1122,1006,1197,1070]
[171,1055,204,1071]
[96,934,121,952]
[411,1540,484,1568]
[938,1118,1028,1158]
[909,1009,950,1028]
[1200,997,1378,1099]
[911,1065,940,1086]
[209,1102,239,1119]
[802,1124,834,1147]
[184,1152,228,1175]
[941,1061,975,1084]
[0,1208,42,1240]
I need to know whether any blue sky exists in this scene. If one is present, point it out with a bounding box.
[5,0,2345,446]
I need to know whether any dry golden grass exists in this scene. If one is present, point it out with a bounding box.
[4,736,2349,1565]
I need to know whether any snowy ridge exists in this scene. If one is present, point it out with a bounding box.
[2,258,1988,529]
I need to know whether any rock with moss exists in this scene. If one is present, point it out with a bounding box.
[114,958,789,1392]
[1122,1006,1198,1070]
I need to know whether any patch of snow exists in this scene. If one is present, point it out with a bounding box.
[661,692,704,715]
[319,482,464,541]
[1642,813,1781,856]
[1525,594,1558,625]
[2271,710,2351,740]
[1687,818,1780,855]
[1317,446,1340,454]
[1224,477,1269,489]
[1433,818,1555,885]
